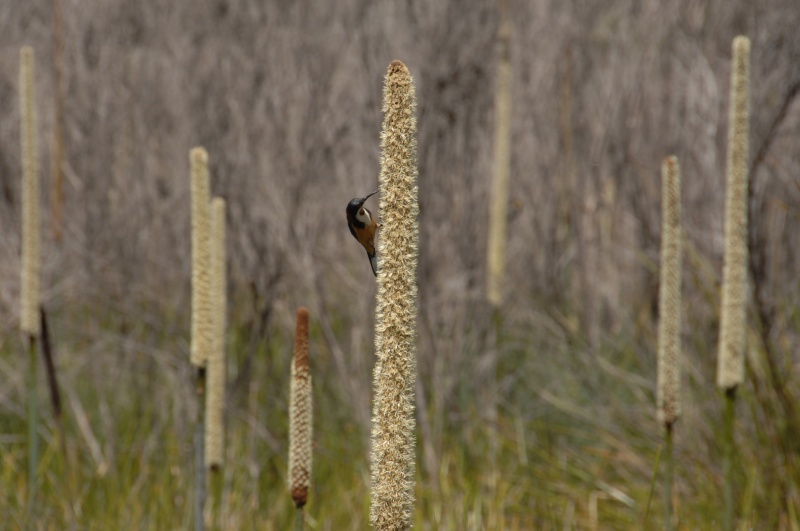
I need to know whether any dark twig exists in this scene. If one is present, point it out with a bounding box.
[39,306,61,420]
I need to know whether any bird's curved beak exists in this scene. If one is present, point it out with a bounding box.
[354,190,378,209]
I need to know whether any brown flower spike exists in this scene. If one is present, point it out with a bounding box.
[289,307,312,508]
[370,60,419,530]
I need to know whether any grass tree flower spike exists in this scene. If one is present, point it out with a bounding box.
[657,156,682,427]
[370,60,419,530]
[716,36,750,391]
[487,12,512,307]
[289,307,312,508]
[20,46,40,337]
[190,147,212,368]
[205,198,227,469]
[657,156,682,531]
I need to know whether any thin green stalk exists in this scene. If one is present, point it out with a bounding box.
[664,423,673,531]
[295,506,304,531]
[642,443,663,528]
[208,467,223,530]
[723,387,736,530]
[195,368,207,531]
[488,306,503,490]
[26,333,39,526]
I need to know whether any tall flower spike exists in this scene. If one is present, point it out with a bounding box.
[487,9,512,307]
[205,198,227,469]
[289,307,312,508]
[20,46,40,336]
[657,156,682,427]
[370,60,419,530]
[717,36,750,390]
[190,148,212,368]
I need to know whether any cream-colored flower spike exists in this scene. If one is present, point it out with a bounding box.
[717,36,750,390]
[289,307,312,508]
[487,13,512,307]
[657,156,682,426]
[370,60,419,531]
[190,148,212,368]
[205,198,227,469]
[19,46,40,336]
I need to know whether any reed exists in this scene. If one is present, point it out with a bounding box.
[190,147,212,531]
[716,36,750,531]
[370,60,419,530]
[656,156,682,530]
[205,198,227,528]
[19,46,41,524]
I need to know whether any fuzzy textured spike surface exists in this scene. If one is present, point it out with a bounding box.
[487,15,512,307]
[20,46,40,336]
[289,307,312,508]
[370,60,419,531]
[190,148,212,368]
[205,198,227,469]
[657,156,682,427]
[717,36,750,390]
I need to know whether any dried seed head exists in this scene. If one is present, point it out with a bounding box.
[205,198,227,469]
[717,36,750,390]
[371,60,419,530]
[657,156,682,427]
[289,307,312,507]
[190,148,212,368]
[20,46,40,336]
[487,21,513,307]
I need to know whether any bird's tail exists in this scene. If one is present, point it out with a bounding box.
[369,253,378,277]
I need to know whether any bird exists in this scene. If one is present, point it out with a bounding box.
[346,190,380,276]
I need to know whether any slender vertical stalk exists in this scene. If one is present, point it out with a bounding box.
[723,388,736,531]
[26,334,39,521]
[39,307,61,422]
[663,424,674,531]
[716,36,750,530]
[371,60,419,530]
[194,369,206,531]
[642,444,663,528]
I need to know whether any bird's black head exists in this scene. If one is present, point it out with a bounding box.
[346,190,378,217]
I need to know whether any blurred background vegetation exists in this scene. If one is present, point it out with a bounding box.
[1,0,799,528]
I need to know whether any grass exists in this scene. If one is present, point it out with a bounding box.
[0,295,798,529]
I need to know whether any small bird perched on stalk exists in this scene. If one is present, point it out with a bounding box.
[346,190,379,276]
